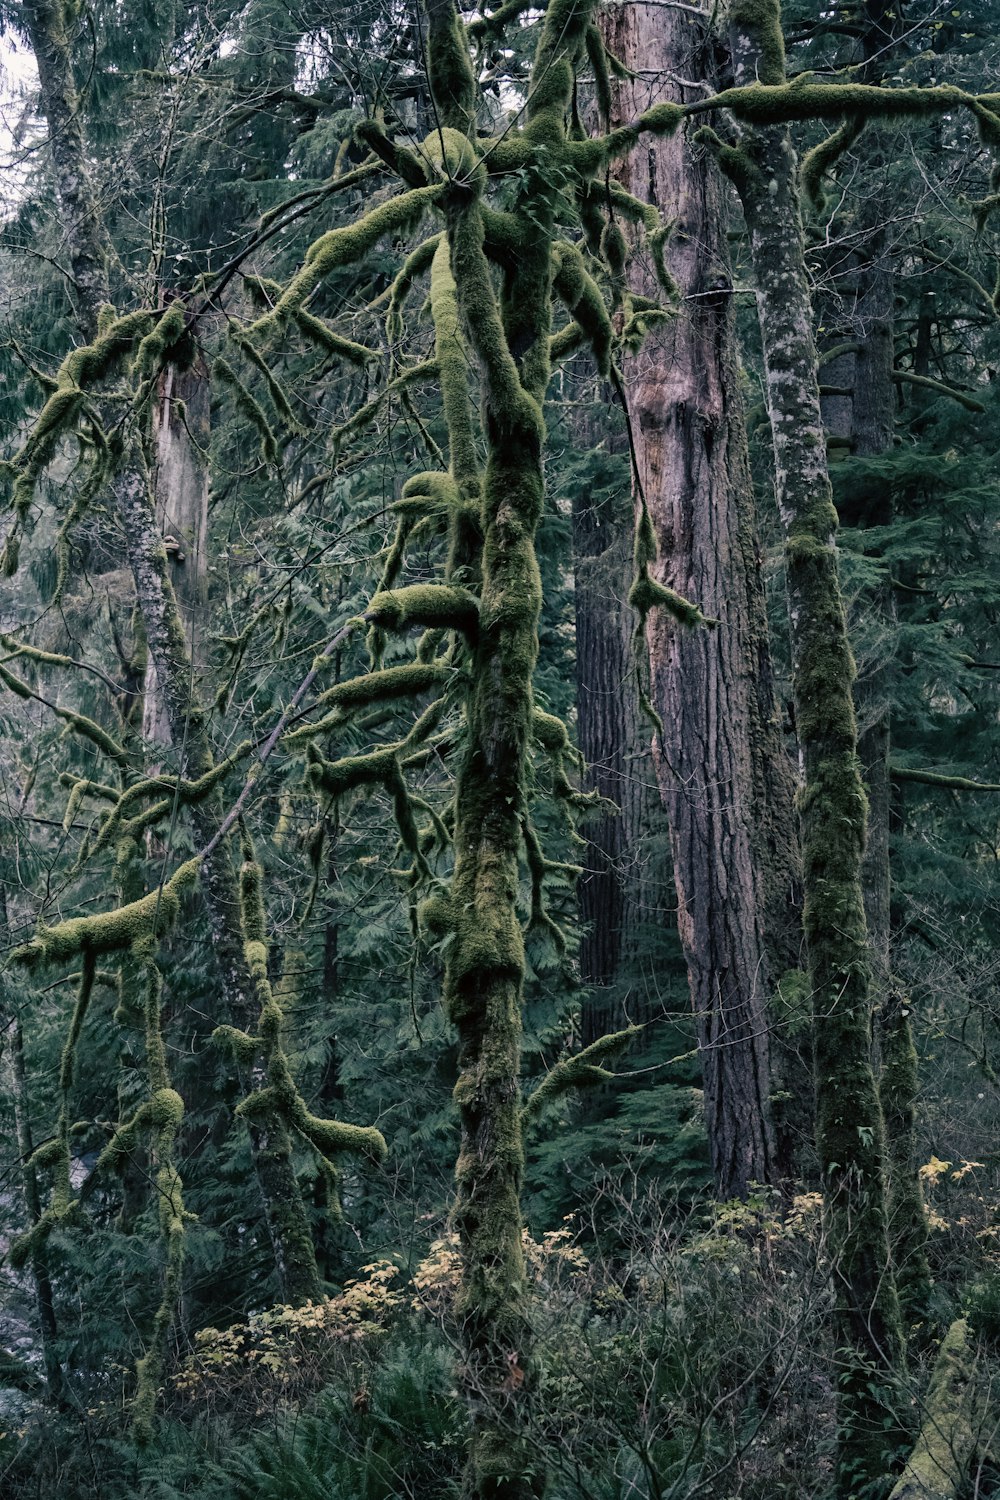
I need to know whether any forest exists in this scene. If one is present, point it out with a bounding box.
[0,0,998,1495]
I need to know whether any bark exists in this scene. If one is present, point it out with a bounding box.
[0,887,65,1405]
[572,394,666,1041]
[143,356,212,745]
[21,0,321,1306]
[725,1,904,1485]
[603,2,801,1197]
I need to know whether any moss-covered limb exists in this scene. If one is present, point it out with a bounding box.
[728,2,904,1485]
[430,237,481,489]
[890,765,1000,792]
[355,118,433,188]
[628,569,716,629]
[0,661,128,768]
[284,661,453,745]
[229,331,304,433]
[12,859,198,968]
[385,233,444,341]
[466,0,537,41]
[244,184,443,342]
[891,371,985,412]
[212,356,278,464]
[330,359,439,456]
[4,308,153,538]
[244,275,377,364]
[551,240,613,377]
[801,116,864,211]
[881,993,932,1328]
[304,740,435,879]
[521,816,580,953]
[887,1321,975,1499]
[230,839,386,1251]
[67,741,254,856]
[10,953,97,1271]
[549,320,586,363]
[366,582,480,636]
[522,1026,643,1126]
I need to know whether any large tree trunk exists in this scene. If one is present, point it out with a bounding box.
[20,0,321,1307]
[572,395,667,1042]
[725,0,904,1485]
[143,356,212,745]
[602,2,801,1198]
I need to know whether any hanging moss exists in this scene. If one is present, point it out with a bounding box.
[212,356,278,464]
[230,331,304,433]
[800,115,864,211]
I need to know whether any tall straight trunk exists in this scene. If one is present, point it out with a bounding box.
[144,355,212,744]
[20,0,321,1306]
[603,3,801,1197]
[0,886,65,1405]
[572,393,666,1041]
[725,0,904,1486]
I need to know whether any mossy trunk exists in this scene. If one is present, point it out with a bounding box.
[603,0,801,1197]
[887,1320,975,1499]
[0,887,65,1406]
[814,19,932,1320]
[23,4,321,1308]
[112,465,322,1306]
[726,1,904,1487]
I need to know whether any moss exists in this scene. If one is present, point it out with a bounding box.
[245,184,443,341]
[286,661,452,744]
[728,0,786,85]
[800,116,864,212]
[629,568,716,629]
[366,583,479,636]
[13,858,198,966]
[551,240,613,376]
[0,661,128,767]
[386,234,444,342]
[887,1320,974,1499]
[585,23,612,126]
[213,356,277,464]
[430,237,480,488]
[354,118,431,188]
[131,301,187,379]
[522,1025,642,1125]
[230,331,303,433]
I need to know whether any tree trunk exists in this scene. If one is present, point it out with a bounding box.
[603,1,801,1198]
[143,356,212,745]
[20,0,321,1307]
[0,886,65,1405]
[725,1,904,1486]
[572,392,666,1042]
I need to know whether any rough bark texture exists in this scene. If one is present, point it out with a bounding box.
[726,1,904,1487]
[572,398,666,1040]
[603,2,801,1197]
[143,357,212,745]
[22,0,321,1306]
